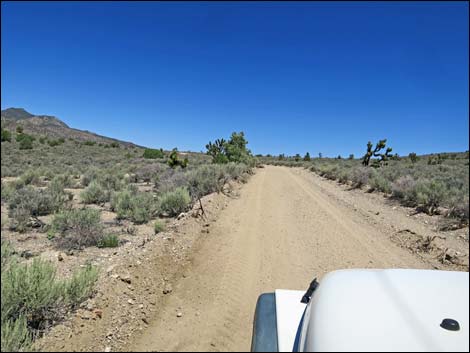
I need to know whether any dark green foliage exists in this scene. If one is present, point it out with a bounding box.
[168,148,188,168]
[206,139,228,163]
[109,142,119,148]
[294,154,301,162]
[348,154,354,160]
[82,140,96,146]
[47,138,65,147]
[409,152,418,163]
[206,132,253,165]
[98,234,119,248]
[362,139,393,167]
[1,128,12,142]
[16,133,35,150]
[143,148,164,159]
[16,126,23,134]
[39,136,47,144]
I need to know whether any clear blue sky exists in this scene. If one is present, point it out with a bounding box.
[2,1,468,156]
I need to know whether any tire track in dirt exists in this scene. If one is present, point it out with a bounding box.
[126,166,429,352]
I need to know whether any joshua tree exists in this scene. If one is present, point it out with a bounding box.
[303,152,311,161]
[362,139,393,167]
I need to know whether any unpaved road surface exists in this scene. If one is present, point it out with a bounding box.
[127,165,432,352]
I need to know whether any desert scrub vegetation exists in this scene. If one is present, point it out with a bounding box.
[7,183,71,232]
[50,208,104,249]
[154,220,165,234]
[1,241,98,352]
[158,187,191,217]
[261,151,469,225]
[111,187,156,224]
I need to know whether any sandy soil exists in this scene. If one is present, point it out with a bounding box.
[36,166,468,352]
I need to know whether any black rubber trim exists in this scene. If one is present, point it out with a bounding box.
[251,292,279,352]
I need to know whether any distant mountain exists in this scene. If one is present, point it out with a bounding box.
[1,108,141,148]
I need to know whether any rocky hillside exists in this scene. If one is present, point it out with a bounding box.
[1,107,140,147]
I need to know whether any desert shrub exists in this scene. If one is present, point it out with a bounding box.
[1,315,33,352]
[338,169,350,184]
[80,168,100,187]
[7,183,69,230]
[39,136,47,144]
[63,264,98,306]
[97,234,119,248]
[1,246,97,350]
[109,142,119,148]
[369,172,392,194]
[1,128,12,142]
[187,165,225,200]
[350,167,371,187]
[1,181,14,202]
[81,181,109,204]
[111,189,155,224]
[51,174,74,188]
[1,258,64,329]
[158,187,191,216]
[19,135,34,150]
[8,206,31,233]
[154,220,165,234]
[413,179,446,215]
[391,175,416,203]
[82,141,96,146]
[20,169,43,186]
[51,208,103,249]
[96,173,125,191]
[143,148,164,159]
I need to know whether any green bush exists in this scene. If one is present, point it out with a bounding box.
[158,187,191,216]
[143,148,164,159]
[51,208,103,249]
[7,185,69,232]
[1,245,97,350]
[20,169,43,186]
[413,179,446,215]
[81,181,109,204]
[1,315,32,352]
[63,264,98,305]
[111,189,155,224]
[369,172,392,194]
[154,220,165,234]
[19,136,34,150]
[97,234,119,248]
[1,128,12,142]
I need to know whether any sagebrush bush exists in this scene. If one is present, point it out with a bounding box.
[51,208,103,249]
[20,169,43,186]
[111,188,155,224]
[1,315,32,352]
[81,181,109,204]
[369,172,392,194]
[1,245,97,350]
[154,220,165,234]
[158,187,191,216]
[63,264,98,305]
[350,167,371,187]
[187,165,225,199]
[413,179,446,215]
[97,234,119,248]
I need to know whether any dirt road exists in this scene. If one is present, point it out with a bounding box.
[127,166,430,352]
